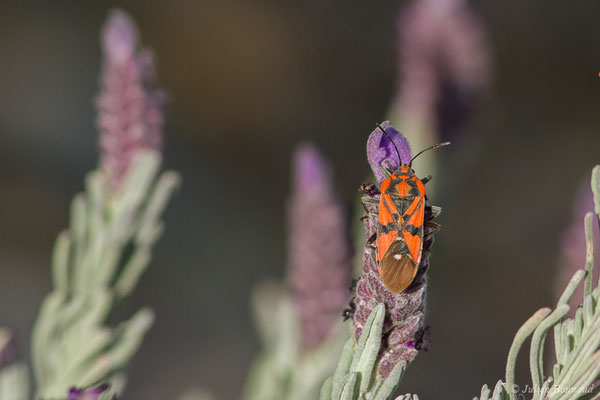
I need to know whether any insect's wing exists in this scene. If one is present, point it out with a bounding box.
[377,193,401,261]
[378,195,425,293]
[403,196,425,265]
[378,238,418,293]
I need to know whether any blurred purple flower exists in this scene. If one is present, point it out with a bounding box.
[287,143,353,349]
[67,383,110,400]
[394,0,490,141]
[0,328,16,367]
[97,9,165,191]
[354,125,436,378]
[367,121,412,184]
[101,11,138,65]
[557,174,599,314]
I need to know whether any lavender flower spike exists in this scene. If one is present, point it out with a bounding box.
[393,0,490,142]
[288,143,353,349]
[355,123,435,379]
[98,9,165,191]
[366,121,412,184]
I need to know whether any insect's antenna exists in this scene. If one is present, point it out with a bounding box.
[376,124,403,165]
[409,142,451,167]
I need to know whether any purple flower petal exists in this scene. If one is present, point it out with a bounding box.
[366,121,412,183]
[101,9,139,65]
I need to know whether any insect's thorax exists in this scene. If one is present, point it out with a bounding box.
[380,167,426,199]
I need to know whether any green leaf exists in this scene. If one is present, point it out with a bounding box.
[529,304,569,400]
[350,303,385,393]
[0,362,29,400]
[591,165,600,217]
[331,339,355,399]
[478,384,491,400]
[31,151,179,397]
[51,232,71,293]
[373,361,407,400]
[320,377,334,400]
[584,212,595,297]
[505,308,550,400]
[339,372,359,400]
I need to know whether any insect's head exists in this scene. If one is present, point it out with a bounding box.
[376,124,451,169]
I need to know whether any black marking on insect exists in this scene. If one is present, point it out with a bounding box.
[404,224,421,236]
[379,223,396,234]
[387,194,418,215]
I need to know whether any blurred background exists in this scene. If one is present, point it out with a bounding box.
[1,1,600,399]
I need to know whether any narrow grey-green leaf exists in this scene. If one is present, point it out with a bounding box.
[591,165,600,217]
[0,362,29,400]
[51,232,71,293]
[530,304,569,400]
[350,303,385,393]
[557,270,585,307]
[478,384,491,400]
[373,361,406,400]
[339,373,359,400]
[491,380,507,400]
[320,377,334,400]
[332,339,355,399]
[136,171,180,245]
[506,308,551,400]
[554,269,585,366]
[584,212,595,297]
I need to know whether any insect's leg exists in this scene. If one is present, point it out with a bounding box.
[360,199,379,220]
[359,182,380,196]
[425,205,442,219]
[360,192,380,221]
[366,232,377,246]
[379,166,394,180]
[361,196,380,205]
[424,221,441,237]
[364,232,378,250]
[421,175,432,185]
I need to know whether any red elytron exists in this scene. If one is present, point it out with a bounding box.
[362,126,448,293]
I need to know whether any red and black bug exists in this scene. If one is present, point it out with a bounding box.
[362,125,448,293]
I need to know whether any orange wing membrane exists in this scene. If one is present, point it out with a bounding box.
[376,166,426,293]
